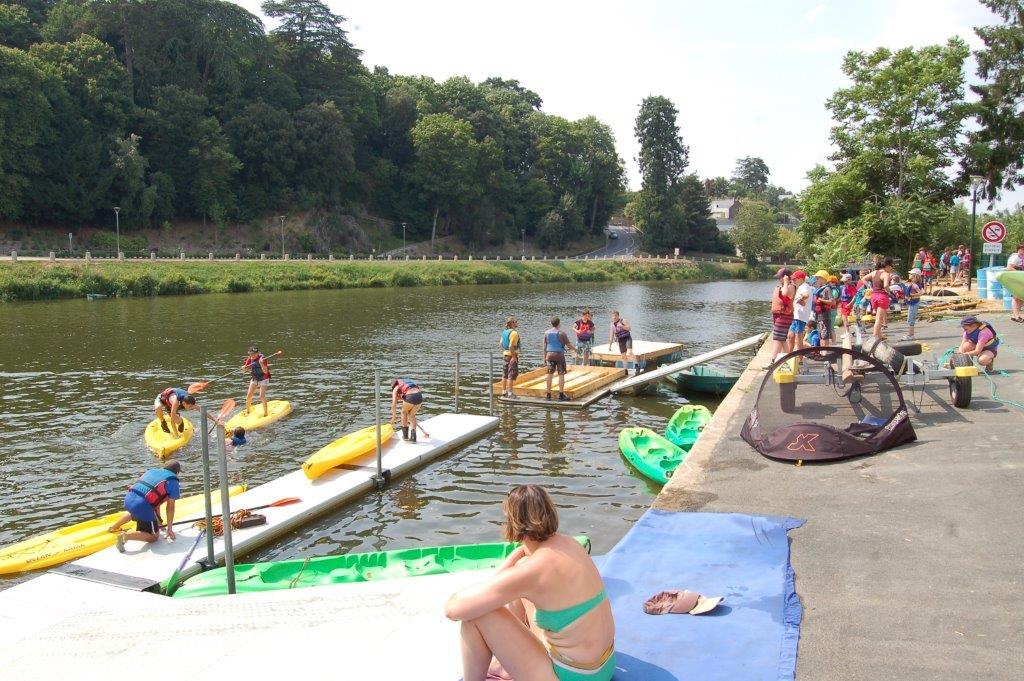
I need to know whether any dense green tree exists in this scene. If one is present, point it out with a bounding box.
[409,113,482,246]
[633,95,689,251]
[704,176,730,197]
[294,101,354,205]
[675,174,722,252]
[0,45,50,219]
[536,209,566,249]
[227,101,298,215]
[968,0,1024,196]
[731,157,770,195]
[26,35,131,222]
[827,39,970,201]
[190,117,239,222]
[0,3,40,48]
[731,201,777,266]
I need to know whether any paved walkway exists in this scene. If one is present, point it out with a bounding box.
[656,312,1024,680]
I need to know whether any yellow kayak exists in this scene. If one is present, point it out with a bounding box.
[303,424,395,480]
[144,416,195,459]
[0,485,246,576]
[225,400,292,432]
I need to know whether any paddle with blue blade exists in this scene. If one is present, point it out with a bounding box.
[164,531,205,596]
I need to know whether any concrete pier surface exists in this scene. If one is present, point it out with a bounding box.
[656,313,1024,680]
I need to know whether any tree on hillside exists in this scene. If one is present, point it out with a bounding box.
[0,3,40,49]
[731,201,776,266]
[731,157,770,195]
[633,95,688,251]
[410,113,482,247]
[0,45,50,219]
[967,0,1024,197]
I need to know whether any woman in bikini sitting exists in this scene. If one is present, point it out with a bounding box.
[445,484,616,681]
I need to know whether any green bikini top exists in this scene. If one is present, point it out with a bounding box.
[534,589,607,633]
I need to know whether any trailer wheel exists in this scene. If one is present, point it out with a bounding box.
[949,353,973,408]
[780,383,796,413]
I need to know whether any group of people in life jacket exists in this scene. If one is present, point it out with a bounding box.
[771,260,1002,372]
[499,310,640,401]
[115,346,276,552]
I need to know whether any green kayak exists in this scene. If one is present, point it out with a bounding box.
[665,404,713,451]
[618,427,688,485]
[172,536,591,599]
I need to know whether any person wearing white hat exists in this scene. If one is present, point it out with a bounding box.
[901,269,924,341]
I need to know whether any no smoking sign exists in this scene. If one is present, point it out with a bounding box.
[982,220,1006,243]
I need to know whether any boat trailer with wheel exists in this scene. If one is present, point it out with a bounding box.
[772,337,980,412]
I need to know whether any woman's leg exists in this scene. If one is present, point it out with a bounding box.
[409,403,421,432]
[978,350,995,369]
[958,340,975,353]
[401,401,411,428]
[460,607,557,681]
[258,382,268,415]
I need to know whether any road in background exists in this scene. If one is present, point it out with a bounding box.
[579,226,639,258]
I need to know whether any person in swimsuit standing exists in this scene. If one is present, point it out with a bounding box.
[445,484,616,681]
[861,259,893,340]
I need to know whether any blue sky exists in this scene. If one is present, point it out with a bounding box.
[232,0,1020,209]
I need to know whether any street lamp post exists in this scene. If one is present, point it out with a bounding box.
[113,207,121,257]
[278,215,286,259]
[521,229,525,256]
[402,222,407,251]
[967,175,985,292]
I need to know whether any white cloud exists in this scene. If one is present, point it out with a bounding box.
[802,3,827,24]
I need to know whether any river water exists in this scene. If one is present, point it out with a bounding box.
[0,279,772,590]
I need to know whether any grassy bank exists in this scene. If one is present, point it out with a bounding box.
[0,259,754,302]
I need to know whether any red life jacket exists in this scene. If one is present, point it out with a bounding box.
[574,319,595,341]
[159,387,187,408]
[394,378,417,397]
[771,286,793,315]
[129,469,178,507]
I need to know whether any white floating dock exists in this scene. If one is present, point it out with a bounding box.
[65,412,497,588]
[0,568,487,681]
[590,339,683,366]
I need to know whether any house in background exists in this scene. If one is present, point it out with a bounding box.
[710,197,741,231]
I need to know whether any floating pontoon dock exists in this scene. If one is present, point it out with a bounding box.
[494,364,625,399]
[497,334,766,408]
[591,339,683,367]
[54,413,497,590]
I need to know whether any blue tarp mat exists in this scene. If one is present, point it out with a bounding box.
[597,510,805,680]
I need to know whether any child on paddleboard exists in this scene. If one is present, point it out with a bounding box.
[153,388,196,435]
[242,346,271,418]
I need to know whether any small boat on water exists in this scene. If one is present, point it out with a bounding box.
[85,293,108,300]
[666,365,739,395]
[172,536,591,598]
